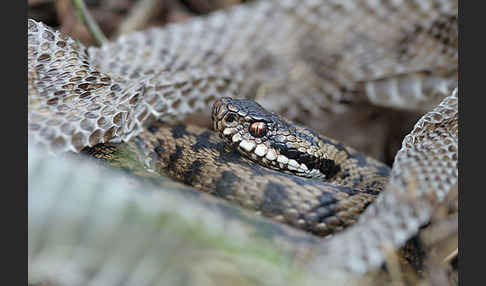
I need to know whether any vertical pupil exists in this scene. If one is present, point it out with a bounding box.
[250,122,266,137]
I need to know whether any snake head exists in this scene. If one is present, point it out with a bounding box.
[212,97,340,179]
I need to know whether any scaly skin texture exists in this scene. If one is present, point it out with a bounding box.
[131,119,388,236]
[27,0,458,284]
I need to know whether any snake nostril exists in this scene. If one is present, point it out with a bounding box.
[225,114,236,123]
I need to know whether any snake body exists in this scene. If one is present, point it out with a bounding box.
[111,96,390,236]
[28,0,458,284]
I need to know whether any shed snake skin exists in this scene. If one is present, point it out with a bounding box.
[28,0,458,284]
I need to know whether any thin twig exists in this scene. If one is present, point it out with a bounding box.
[71,0,108,46]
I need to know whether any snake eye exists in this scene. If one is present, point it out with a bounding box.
[249,122,267,138]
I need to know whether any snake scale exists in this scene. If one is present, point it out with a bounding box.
[28,0,458,284]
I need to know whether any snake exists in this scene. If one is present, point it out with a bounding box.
[108,96,390,237]
[28,0,458,284]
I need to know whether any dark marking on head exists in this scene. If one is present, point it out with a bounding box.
[269,141,335,176]
[213,144,355,198]
[301,154,320,171]
[213,171,239,199]
[260,182,288,215]
[319,159,341,179]
[272,143,299,159]
[214,97,290,128]
[183,160,205,185]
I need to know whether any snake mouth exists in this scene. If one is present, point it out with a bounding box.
[211,97,330,178]
[222,126,319,177]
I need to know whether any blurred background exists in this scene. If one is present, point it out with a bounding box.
[28,0,253,46]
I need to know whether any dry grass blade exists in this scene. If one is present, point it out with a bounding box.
[71,0,108,46]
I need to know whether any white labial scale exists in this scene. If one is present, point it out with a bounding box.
[265,149,277,161]
[232,133,242,143]
[288,159,299,168]
[277,155,289,164]
[309,169,320,177]
[287,159,299,171]
[239,140,256,152]
[254,144,268,157]
[223,128,235,135]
